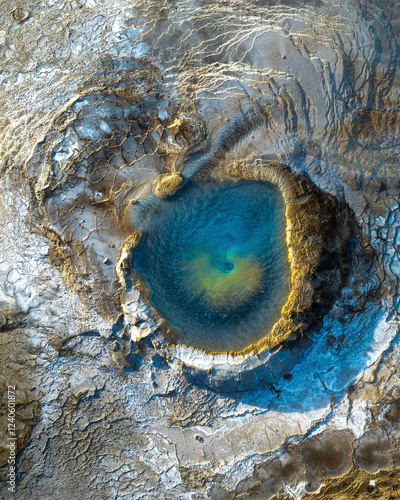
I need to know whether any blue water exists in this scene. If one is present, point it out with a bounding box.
[133,180,290,351]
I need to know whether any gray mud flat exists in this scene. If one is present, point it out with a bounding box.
[0,1,400,499]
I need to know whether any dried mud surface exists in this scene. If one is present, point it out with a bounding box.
[0,0,400,499]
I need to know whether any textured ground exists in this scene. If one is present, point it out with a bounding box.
[0,0,400,498]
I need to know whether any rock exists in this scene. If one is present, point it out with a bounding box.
[152,172,185,198]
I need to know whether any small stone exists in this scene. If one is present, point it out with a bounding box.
[152,172,185,199]
[12,8,30,24]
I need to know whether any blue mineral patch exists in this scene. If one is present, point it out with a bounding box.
[132,180,290,351]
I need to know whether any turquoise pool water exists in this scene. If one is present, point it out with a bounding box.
[132,180,290,351]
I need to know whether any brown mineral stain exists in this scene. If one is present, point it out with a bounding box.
[302,467,400,500]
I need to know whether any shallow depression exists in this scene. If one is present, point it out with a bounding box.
[132,180,290,351]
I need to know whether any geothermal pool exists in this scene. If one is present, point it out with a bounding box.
[132,180,290,351]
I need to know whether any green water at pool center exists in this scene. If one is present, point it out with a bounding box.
[180,246,264,309]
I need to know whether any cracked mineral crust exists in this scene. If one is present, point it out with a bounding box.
[0,0,400,499]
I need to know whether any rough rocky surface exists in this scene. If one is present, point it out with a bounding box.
[0,0,400,499]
